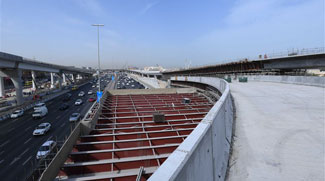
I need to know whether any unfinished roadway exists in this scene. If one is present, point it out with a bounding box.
[227,80,324,180]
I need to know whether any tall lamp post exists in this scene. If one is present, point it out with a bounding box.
[92,24,104,102]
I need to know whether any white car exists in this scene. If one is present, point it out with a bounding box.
[69,113,81,122]
[87,90,93,95]
[10,109,24,118]
[33,123,51,136]
[92,85,95,88]
[36,140,56,159]
[78,91,85,97]
[75,99,83,105]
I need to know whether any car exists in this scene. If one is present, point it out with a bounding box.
[75,99,83,105]
[33,123,51,136]
[78,91,85,97]
[71,85,78,91]
[34,103,46,110]
[10,109,24,118]
[32,106,48,119]
[88,97,96,102]
[69,113,81,122]
[92,85,95,88]
[88,90,93,95]
[36,140,56,159]
[62,93,72,101]
[59,103,69,110]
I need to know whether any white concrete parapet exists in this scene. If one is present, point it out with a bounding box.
[238,75,325,87]
[149,76,233,181]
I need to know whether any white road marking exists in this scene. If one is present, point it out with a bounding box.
[9,157,20,166]
[48,136,53,141]
[24,138,32,145]
[0,140,9,147]
[60,122,66,128]
[7,128,14,133]
[0,151,4,155]
[19,148,29,158]
[0,160,4,164]
[22,156,32,166]
[56,115,60,119]
[25,126,32,131]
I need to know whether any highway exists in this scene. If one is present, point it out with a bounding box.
[0,81,100,181]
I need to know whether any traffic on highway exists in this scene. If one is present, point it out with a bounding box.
[0,77,111,181]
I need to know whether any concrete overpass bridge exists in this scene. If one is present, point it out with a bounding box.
[0,52,94,105]
[163,49,325,78]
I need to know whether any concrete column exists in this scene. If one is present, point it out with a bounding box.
[31,71,36,90]
[50,73,55,88]
[154,75,157,79]
[0,77,5,97]
[11,70,23,105]
[58,76,62,90]
[71,74,75,82]
[62,73,66,86]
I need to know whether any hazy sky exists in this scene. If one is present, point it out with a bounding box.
[0,0,324,69]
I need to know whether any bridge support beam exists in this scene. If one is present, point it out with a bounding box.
[50,73,55,88]
[0,69,24,105]
[31,71,37,90]
[71,74,75,82]
[62,73,66,85]
[0,77,5,97]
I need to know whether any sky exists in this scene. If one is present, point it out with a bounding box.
[0,0,324,69]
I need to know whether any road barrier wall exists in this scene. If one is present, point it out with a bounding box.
[39,123,81,181]
[149,76,233,181]
[242,75,324,87]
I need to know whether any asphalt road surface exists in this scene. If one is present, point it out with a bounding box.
[0,82,98,181]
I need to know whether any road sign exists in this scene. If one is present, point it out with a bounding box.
[112,75,115,81]
[97,91,103,103]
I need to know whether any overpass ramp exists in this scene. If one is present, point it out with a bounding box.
[228,81,324,180]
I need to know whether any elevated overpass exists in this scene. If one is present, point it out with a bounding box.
[163,50,325,77]
[0,52,94,105]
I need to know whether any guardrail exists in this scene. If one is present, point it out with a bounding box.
[149,76,233,181]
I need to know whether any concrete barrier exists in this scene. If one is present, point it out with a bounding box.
[149,76,233,181]
[40,123,81,181]
[241,75,324,87]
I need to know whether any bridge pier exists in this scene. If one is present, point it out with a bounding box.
[71,74,75,83]
[31,70,37,90]
[50,73,55,88]
[62,73,66,85]
[0,69,24,105]
[0,77,5,97]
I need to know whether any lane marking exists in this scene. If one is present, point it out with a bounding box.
[0,160,4,164]
[7,128,14,133]
[0,140,9,147]
[24,138,32,145]
[22,156,32,166]
[60,122,66,128]
[56,115,61,119]
[9,157,20,166]
[19,148,29,158]
[0,151,4,155]
[25,126,32,131]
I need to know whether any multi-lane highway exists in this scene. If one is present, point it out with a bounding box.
[0,81,100,181]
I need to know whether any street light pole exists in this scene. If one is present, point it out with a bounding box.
[92,24,104,99]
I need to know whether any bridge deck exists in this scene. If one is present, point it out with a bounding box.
[228,81,324,180]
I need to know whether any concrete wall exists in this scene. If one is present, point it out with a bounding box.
[108,87,196,96]
[149,76,233,181]
[240,75,325,87]
[40,123,81,181]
